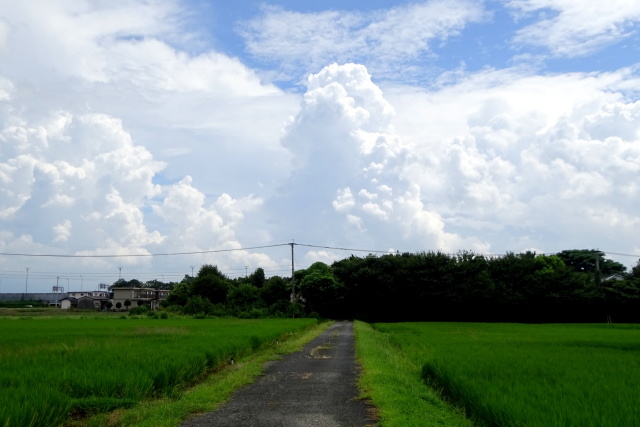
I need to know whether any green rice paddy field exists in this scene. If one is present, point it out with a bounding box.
[0,317,316,427]
[360,322,640,427]
[3,317,640,427]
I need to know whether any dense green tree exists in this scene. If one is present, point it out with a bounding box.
[261,276,291,306]
[98,250,640,322]
[163,281,191,306]
[109,279,127,289]
[556,250,626,277]
[249,267,266,288]
[110,278,143,289]
[227,283,263,313]
[629,259,640,279]
[198,264,226,278]
[192,264,231,304]
[192,275,229,304]
[143,279,175,290]
[298,262,346,318]
[183,295,214,315]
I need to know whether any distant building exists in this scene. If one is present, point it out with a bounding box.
[59,297,77,310]
[77,295,110,310]
[60,291,111,310]
[68,291,110,299]
[59,288,169,310]
[110,287,170,310]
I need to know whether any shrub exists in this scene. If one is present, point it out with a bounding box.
[183,295,214,315]
[129,306,149,316]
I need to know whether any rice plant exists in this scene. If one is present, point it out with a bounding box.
[0,317,315,426]
[375,322,640,426]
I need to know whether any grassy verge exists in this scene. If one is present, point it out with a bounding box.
[354,321,471,427]
[75,321,333,427]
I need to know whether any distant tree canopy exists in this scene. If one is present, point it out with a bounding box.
[153,251,639,323]
[631,260,640,279]
[556,249,626,277]
[110,278,142,289]
[297,262,345,318]
[162,264,299,318]
[328,250,638,323]
[110,278,177,290]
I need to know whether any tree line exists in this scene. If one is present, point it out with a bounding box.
[112,249,640,323]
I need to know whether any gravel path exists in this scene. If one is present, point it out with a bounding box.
[181,321,377,427]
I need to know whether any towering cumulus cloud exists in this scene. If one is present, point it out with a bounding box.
[271,63,487,253]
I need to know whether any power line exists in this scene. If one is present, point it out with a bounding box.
[294,243,395,254]
[0,244,291,258]
[1,242,636,261]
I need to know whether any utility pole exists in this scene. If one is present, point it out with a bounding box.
[80,275,83,292]
[290,242,296,303]
[595,250,601,287]
[25,267,30,294]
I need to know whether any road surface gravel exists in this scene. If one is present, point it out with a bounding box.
[181,321,377,427]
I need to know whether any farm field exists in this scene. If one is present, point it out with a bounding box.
[0,316,317,427]
[358,322,640,427]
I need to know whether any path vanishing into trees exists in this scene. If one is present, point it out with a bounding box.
[181,321,377,427]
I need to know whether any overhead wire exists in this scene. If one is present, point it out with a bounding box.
[0,243,291,258]
[0,243,637,287]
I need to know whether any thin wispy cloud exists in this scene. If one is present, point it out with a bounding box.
[240,0,487,81]
[508,0,640,57]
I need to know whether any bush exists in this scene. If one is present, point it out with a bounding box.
[183,295,214,316]
[129,306,150,316]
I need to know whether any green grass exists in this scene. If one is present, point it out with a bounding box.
[372,322,640,427]
[0,307,124,318]
[0,317,318,427]
[354,321,471,427]
[0,300,48,308]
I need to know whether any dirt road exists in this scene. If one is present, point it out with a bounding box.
[181,321,376,427]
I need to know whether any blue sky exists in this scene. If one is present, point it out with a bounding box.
[189,1,640,81]
[0,0,640,292]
